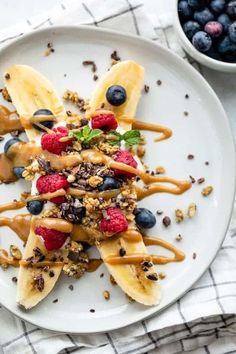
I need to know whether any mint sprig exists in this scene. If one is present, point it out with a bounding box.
[107,129,141,148]
[70,125,102,143]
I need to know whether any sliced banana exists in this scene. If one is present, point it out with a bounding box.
[91,60,161,305]
[4,65,65,309]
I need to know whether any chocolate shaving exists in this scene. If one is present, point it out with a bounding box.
[189,175,196,183]
[34,274,44,292]
[119,247,126,257]
[111,50,120,61]
[5,73,10,80]
[37,157,53,173]
[144,85,149,93]
[147,273,158,281]
[82,60,97,73]
[162,216,171,227]
[197,177,205,184]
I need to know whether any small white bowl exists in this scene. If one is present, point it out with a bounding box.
[174,0,236,72]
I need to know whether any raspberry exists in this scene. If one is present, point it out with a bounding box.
[35,226,69,251]
[91,111,118,132]
[36,173,70,204]
[99,207,128,236]
[113,149,137,177]
[41,126,72,155]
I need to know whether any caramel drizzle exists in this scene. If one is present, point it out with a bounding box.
[0,249,19,267]
[0,200,26,213]
[0,106,23,135]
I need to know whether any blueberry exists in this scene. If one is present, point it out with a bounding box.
[229,21,236,42]
[217,35,236,61]
[4,137,21,154]
[226,1,236,20]
[183,21,201,39]
[194,8,214,26]
[27,200,44,215]
[217,14,232,32]
[188,0,210,10]
[204,21,223,37]
[32,109,54,131]
[192,31,212,51]
[209,0,225,14]
[134,208,156,229]
[178,1,193,22]
[206,46,222,60]
[98,176,121,191]
[13,167,25,179]
[106,85,127,106]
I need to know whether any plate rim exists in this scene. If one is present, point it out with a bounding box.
[0,24,235,334]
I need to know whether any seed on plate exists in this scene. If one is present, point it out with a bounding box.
[5,73,10,80]
[103,290,110,300]
[82,60,97,73]
[189,175,196,183]
[176,234,183,241]
[156,79,162,86]
[197,177,205,184]
[93,74,98,81]
[90,309,95,313]
[111,50,121,61]
[187,154,194,160]
[156,210,163,215]
[144,84,149,93]
[184,111,189,116]
[185,94,189,99]
[202,185,213,196]
[155,166,166,174]
[192,252,197,259]
[53,299,58,303]
[12,277,17,283]
[205,161,209,165]
[10,245,22,260]
[158,272,166,280]
[175,209,184,223]
[187,203,197,218]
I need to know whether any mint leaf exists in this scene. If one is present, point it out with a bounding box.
[109,130,122,138]
[123,130,140,141]
[86,129,102,142]
[82,124,91,138]
[107,139,121,146]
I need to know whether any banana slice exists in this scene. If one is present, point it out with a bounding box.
[89,60,144,131]
[4,65,65,309]
[91,60,160,305]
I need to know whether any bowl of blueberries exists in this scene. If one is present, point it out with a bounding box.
[175,0,236,71]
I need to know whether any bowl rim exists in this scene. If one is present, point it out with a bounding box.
[174,0,236,69]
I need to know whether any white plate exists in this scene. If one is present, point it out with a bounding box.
[0,26,235,333]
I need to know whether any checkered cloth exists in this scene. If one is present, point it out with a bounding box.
[0,1,236,353]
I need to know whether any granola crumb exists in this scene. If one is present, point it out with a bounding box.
[103,290,110,300]
[139,134,146,145]
[67,174,76,183]
[158,272,166,280]
[44,42,55,56]
[88,176,103,188]
[155,166,166,174]
[126,294,134,303]
[175,209,184,223]
[176,234,183,241]
[110,275,117,285]
[197,177,205,184]
[202,185,213,197]
[111,50,120,62]
[192,252,197,259]
[162,216,171,227]
[10,245,22,260]
[136,145,145,158]
[187,203,197,218]
[5,73,10,80]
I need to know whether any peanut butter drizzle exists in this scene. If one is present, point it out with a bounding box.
[0,214,31,242]
[20,260,63,268]
[0,105,23,135]
[87,258,103,272]
[68,188,120,200]
[34,218,73,233]
[132,120,172,142]
[0,154,17,183]
[27,189,66,201]
[105,236,185,266]
[117,229,142,243]
[0,200,26,213]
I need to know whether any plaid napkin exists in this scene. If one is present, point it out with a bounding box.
[1,1,236,354]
